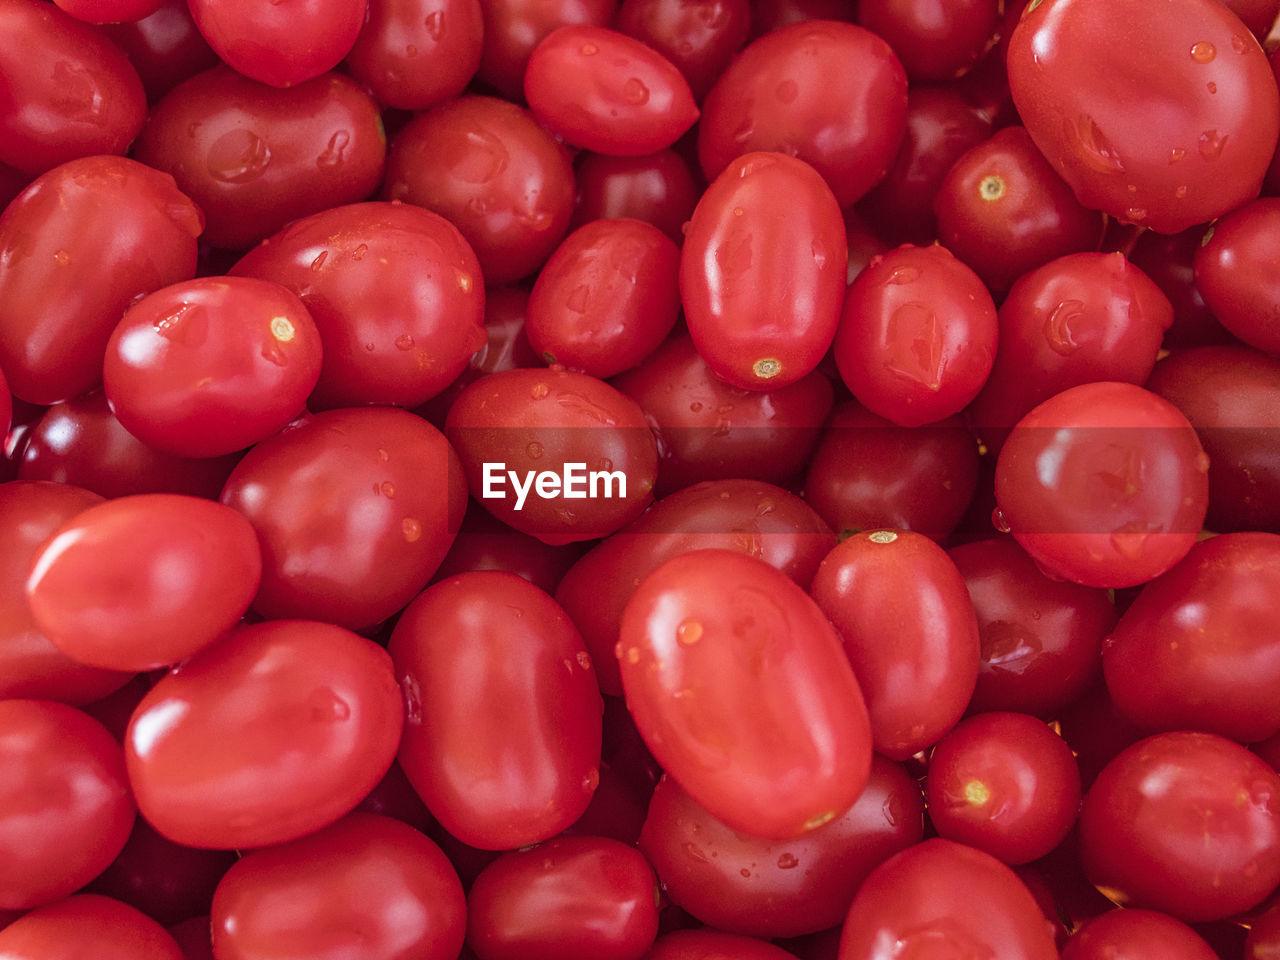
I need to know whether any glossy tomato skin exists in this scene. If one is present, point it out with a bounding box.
[681,152,847,391]
[475,0,617,100]
[186,0,366,87]
[1007,0,1280,233]
[384,96,576,285]
[570,149,699,244]
[809,529,980,760]
[698,20,907,208]
[97,0,221,102]
[1194,198,1280,354]
[1078,731,1280,922]
[639,757,923,938]
[0,156,202,405]
[618,549,872,839]
[445,367,657,544]
[0,701,135,910]
[1102,532,1280,743]
[211,813,465,960]
[466,837,658,960]
[135,66,385,250]
[388,572,603,850]
[0,894,182,960]
[220,407,465,630]
[838,838,1058,960]
[524,26,699,156]
[1061,908,1219,960]
[0,0,146,176]
[613,0,750,101]
[103,277,323,457]
[856,0,997,81]
[994,381,1209,588]
[232,202,486,410]
[125,619,403,849]
[833,243,997,427]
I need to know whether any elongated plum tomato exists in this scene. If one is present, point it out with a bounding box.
[618,548,872,839]
[680,152,848,391]
[1006,0,1280,234]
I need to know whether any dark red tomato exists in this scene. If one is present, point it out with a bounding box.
[211,813,465,960]
[838,838,1058,960]
[809,529,980,760]
[934,126,1106,293]
[126,619,403,849]
[186,0,366,87]
[54,0,163,23]
[344,0,484,110]
[833,243,997,427]
[612,332,834,496]
[1062,908,1219,960]
[466,836,659,960]
[1,701,132,909]
[0,895,182,960]
[0,482,134,705]
[232,202,486,410]
[134,66,385,250]
[431,502,584,595]
[644,929,798,960]
[1007,0,1280,234]
[18,393,240,500]
[384,95,576,285]
[1247,900,1280,959]
[698,20,907,208]
[994,381,1209,588]
[0,0,146,176]
[97,0,221,102]
[948,538,1115,717]
[0,156,202,404]
[618,549,872,839]
[556,478,835,696]
[858,85,994,246]
[639,757,923,938]
[355,760,437,835]
[388,572,603,850]
[681,152,847,391]
[570,149,699,244]
[803,400,980,542]
[1232,0,1280,37]
[168,916,217,960]
[968,253,1173,451]
[1194,198,1280,354]
[1146,345,1280,533]
[475,0,617,100]
[614,0,750,101]
[445,367,657,544]
[526,218,680,377]
[1126,224,1229,348]
[26,494,260,672]
[221,408,465,629]
[1103,532,1280,742]
[103,277,322,457]
[857,0,996,81]
[925,712,1081,865]
[1078,731,1280,922]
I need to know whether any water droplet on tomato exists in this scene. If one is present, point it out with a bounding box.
[677,619,703,646]
[53,249,70,266]
[402,517,422,542]
[1198,129,1227,160]
[887,265,919,284]
[1175,184,1188,199]
[580,42,598,55]
[623,77,650,105]
[394,334,415,350]
[206,129,272,183]
[776,852,799,869]
[1206,81,1217,94]
[424,9,444,39]
[731,117,755,144]
[683,843,709,863]
[1190,40,1216,62]
[401,674,423,723]
[1196,451,1211,472]
[1169,147,1187,163]
[1068,115,1125,174]
[309,687,350,722]
[1231,33,1248,53]
[576,650,592,671]
[352,243,368,261]
[380,481,396,498]
[1045,299,1084,355]
[689,400,703,412]
[310,250,328,270]
[991,507,1011,533]
[530,382,549,400]
[316,130,349,169]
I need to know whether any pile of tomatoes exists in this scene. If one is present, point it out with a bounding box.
[2,0,1280,956]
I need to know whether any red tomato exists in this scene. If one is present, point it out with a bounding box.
[26,494,261,672]
[0,701,135,910]
[475,0,617,100]
[856,0,997,81]
[96,0,221,101]
[1006,0,1280,233]
[838,838,1058,960]
[220,407,465,630]
[680,152,847,391]
[125,619,403,849]
[1061,908,1219,960]
[644,929,798,960]
[387,572,603,850]
[570,149,699,244]
[618,548,872,839]
[809,529,980,760]
[0,895,182,960]
[103,277,324,458]
[613,0,750,101]
[1194,198,1280,354]
[211,813,465,960]
[54,0,164,23]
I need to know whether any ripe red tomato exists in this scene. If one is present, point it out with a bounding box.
[0,894,182,960]
[618,548,872,839]
[1194,198,1280,354]
[1061,908,1219,960]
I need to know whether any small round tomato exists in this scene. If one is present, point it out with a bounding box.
[125,619,403,849]
[103,277,323,458]
[856,0,997,81]
[1194,198,1280,354]
[681,152,847,391]
[1061,908,1219,960]
[619,549,872,840]
[0,895,182,960]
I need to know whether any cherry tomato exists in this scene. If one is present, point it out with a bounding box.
[618,548,872,839]
[125,619,403,849]
[1006,0,1280,233]
[1061,908,1219,960]
[570,149,699,244]
[1194,198,1280,354]
[681,152,847,391]
[0,894,182,960]
[388,571,603,850]
[856,0,997,81]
